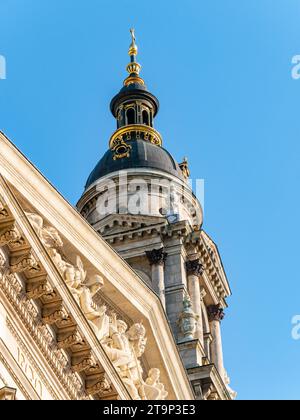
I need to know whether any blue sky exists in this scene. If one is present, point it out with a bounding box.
[0,0,300,400]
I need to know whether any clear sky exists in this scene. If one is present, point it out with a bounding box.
[0,0,300,400]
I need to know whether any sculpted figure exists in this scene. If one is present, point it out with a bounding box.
[25,212,109,340]
[165,186,181,223]
[102,321,148,400]
[25,212,63,249]
[78,274,110,341]
[145,368,168,400]
[224,371,237,400]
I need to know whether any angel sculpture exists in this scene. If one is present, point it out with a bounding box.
[145,368,168,400]
[102,321,148,400]
[76,272,110,342]
[25,212,63,249]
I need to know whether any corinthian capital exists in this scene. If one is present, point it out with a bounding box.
[185,258,203,277]
[207,305,225,322]
[146,248,167,266]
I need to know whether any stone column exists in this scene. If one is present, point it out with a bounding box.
[186,259,204,345]
[146,248,167,309]
[208,305,225,381]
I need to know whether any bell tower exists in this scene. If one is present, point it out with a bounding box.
[77,30,235,400]
[112,28,157,129]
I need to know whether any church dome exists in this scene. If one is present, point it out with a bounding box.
[85,139,184,189]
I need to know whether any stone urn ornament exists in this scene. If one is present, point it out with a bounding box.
[177,295,198,341]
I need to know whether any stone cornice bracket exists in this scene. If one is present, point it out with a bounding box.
[26,277,51,300]
[57,327,83,350]
[72,351,96,373]
[207,305,225,322]
[10,251,41,274]
[146,248,168,266]
[0,201,10,220]
[0,386,17,400]
[185,258,204,277]
[0,224,22,246]
[86,374,114,397]
[42,301,69,325]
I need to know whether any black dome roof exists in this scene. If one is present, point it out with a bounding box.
[85,140,184,189]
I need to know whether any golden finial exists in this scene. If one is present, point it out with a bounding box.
[124,28,145,87]
[128,28,138,57]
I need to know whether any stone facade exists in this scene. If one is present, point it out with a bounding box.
[0,130,193,400]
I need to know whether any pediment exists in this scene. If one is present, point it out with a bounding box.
[0,130,193,401]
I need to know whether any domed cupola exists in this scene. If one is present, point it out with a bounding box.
[108,28,163,162]
[83,29,186,190]
[110,28,160,130]
[78,29,202,233]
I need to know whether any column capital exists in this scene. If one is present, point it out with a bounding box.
[146,248,167,266]
[207,305,225,322]
[185,258,204,277]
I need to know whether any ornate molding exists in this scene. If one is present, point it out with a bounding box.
[57,330,83,350]
[0,207,9,220]
[0,225,22,246]
[0,272,86,400]
[0,387,17,400]
[146,248,167,266]
[86,374,113,397]
[0,351,31,400]
[6,318,57,400]
[109,124,162,149]
[10,253,41,274]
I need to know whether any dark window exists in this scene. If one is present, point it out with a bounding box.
[142,110,149,125]
[127,108,135,125]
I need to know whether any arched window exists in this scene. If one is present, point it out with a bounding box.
[126,108,135,125]
[142,110,149,125]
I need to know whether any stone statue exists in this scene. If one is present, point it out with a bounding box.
[178,295,198,341]
[145,368,168,400]
[78,274,110,342]
[25,212,168,400]
[224,371,237,400]
[130,28,136,45]
[25,212,63,249]
[102,321,148,400]
[26,212,109,341]
[166,186,181,223]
